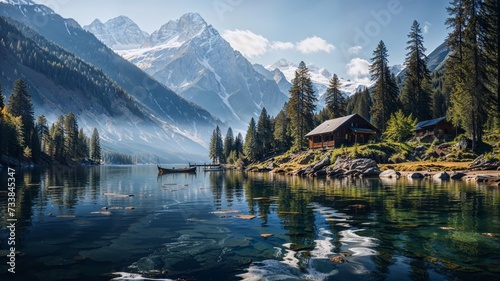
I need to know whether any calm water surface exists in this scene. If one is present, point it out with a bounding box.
[0,165,499,281]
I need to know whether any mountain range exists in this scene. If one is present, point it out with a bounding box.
[84,13,429,113]
[86,13,288,129]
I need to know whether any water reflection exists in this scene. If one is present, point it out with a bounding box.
[0,167,499,281]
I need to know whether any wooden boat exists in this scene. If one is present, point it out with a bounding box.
[157,165,196,175]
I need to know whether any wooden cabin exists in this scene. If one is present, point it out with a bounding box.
[414,116,459,142]
[305,114,379,149]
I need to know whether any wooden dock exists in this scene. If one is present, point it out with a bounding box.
[189,163,221,167]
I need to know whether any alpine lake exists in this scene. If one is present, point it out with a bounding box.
[0,165,499,281]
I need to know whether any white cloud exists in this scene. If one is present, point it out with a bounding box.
[221,29,269,58]
[271,41,295,50]
[423,21,431,34]
[296,36,335,54]
[348,45,363,54]
[346,58,370,82]
[221,31,335,58]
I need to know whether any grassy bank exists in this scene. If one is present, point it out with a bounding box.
[244,130,500,173]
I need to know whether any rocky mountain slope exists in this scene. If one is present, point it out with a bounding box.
[88,13,288,129]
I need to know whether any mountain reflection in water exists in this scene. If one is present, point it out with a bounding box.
[0,165,499,281]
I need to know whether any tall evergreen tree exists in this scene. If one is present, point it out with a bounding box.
[77,128,89,158]
[234,133,244,156]
[348,88,372,121]
[286,61,317,151]
[256,107,273,157]
[51,116,65,161]
[36,115,50,154]
[64,112,79,159]
[446,0,494,149]
[273,109,292,152]
[223,127,234,160]
[6,79,34,147]
[325,74,347,119]
[370,41,399,131]
[208,126,224,164]
[243,118,258,161]
[483,0,500,127]
[400,20,432,121]
[90,128,101,163]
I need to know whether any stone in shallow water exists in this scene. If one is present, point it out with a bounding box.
[330,256,346,263]
[235,214,255,219]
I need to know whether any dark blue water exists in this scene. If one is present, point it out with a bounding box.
[0,165,499,280]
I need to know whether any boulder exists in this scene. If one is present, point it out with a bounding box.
[433,172,450,180]
[315,169,327,177]
[303,166,315,175]
[379,169,400,179]
[450,172,466,180]
[329,156,380,178]
[299,154,315,165]
[408,172,425,179]
[469,154,500,170]
[363,166,382,176]
[313,155,331,171]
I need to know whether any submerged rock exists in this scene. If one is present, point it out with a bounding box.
[379,169,400,179]
[407,172,425,179]
[433,172,450,180]
[450,172,466,180]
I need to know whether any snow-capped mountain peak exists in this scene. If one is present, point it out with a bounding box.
[0,0,36,5]
[147,12,208,47]
[1,0,55,15]
[84,15,149,50]
[95,13,287,129]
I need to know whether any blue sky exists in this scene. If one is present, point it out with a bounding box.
[34,0,450,83]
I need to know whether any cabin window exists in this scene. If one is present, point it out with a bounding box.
[345,134,349,140]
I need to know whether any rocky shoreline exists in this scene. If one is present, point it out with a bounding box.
[247,153,500,187]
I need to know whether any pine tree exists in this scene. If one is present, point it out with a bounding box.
[256,107,273,158]
[287,61,317,151]
[273,109,292,152]
[325,74,346,119]
[90,128,101,163]
[223,127,234,160]
[370,41,399,131]
[446,0,495,149]
[234,133,244,156]
[215,126,224,163]
[208,126,224,164]
[348,88,372,121]
[483,0,500,127]
[6,79,34,147]
[400,20,432,121]
[0,108,24,157]
[51,116,65,161]
[64,112,78,159]
[36,115,50,154]
[243,118,258,161]
[77,128,89,158]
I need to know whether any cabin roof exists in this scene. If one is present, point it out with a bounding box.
[305,114,377,137]
[415,116,447,131]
